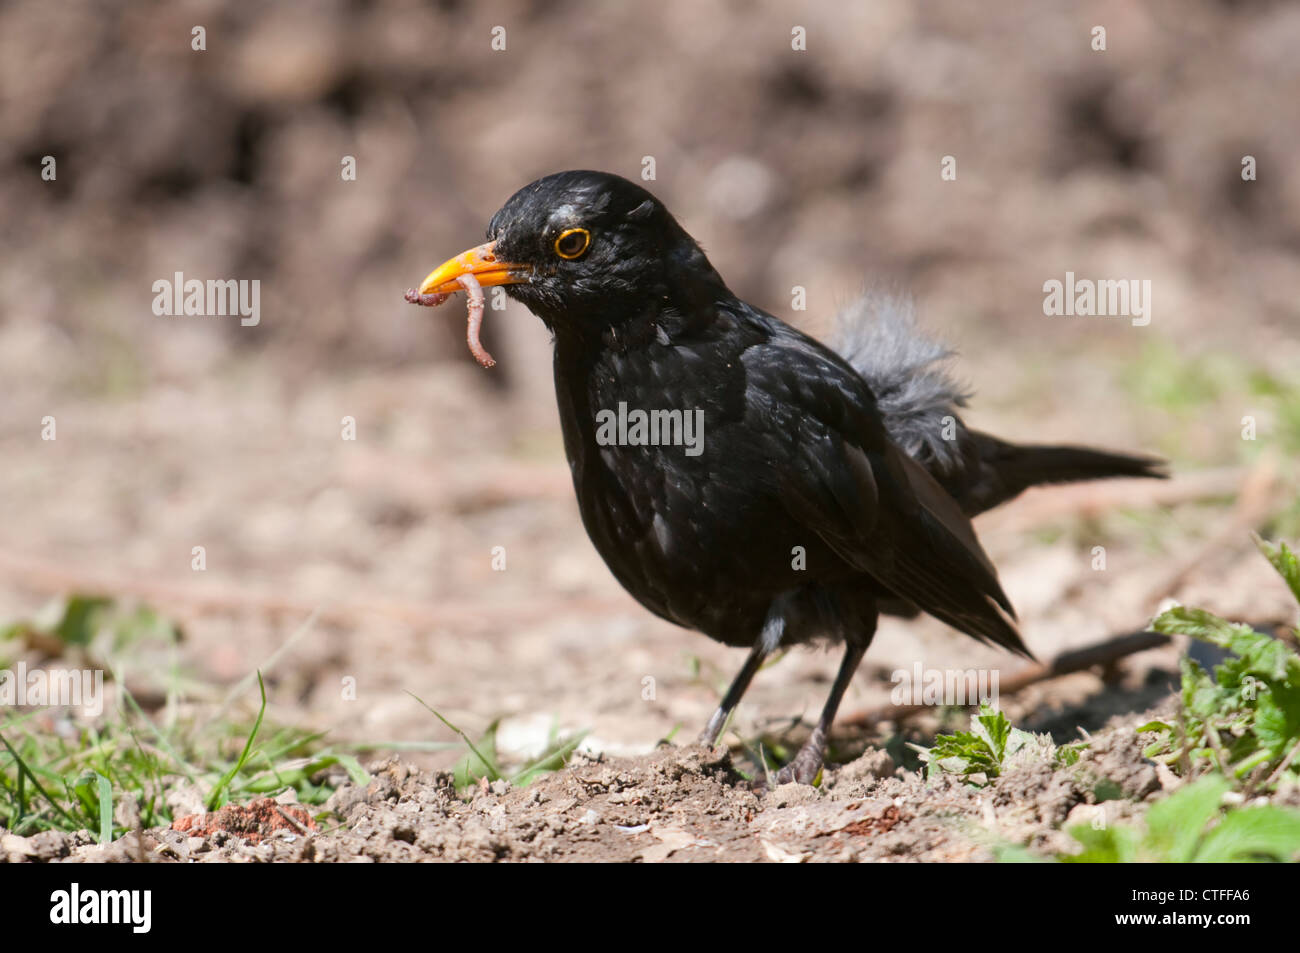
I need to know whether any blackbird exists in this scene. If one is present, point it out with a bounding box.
[412,170,1165,784]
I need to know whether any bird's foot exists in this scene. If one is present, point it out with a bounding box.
[773,745,825,786]
[755,727,827,790]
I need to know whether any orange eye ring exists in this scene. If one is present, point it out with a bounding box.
[554,227,592,260]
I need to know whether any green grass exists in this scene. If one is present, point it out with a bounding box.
[406,692,587,792]
[0,596,372,838]
[1,592,593,841]
[0,677,369,838]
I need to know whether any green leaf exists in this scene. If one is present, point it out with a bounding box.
[54,595,114,646]
[1137,720,1173,734]
[334,753,370,787]
[1143,775,1228,862]
[975,706,1012,763]
[1063,823,1141,863]
[1196,805,1300,862]
[995,843,1055,863]
[1255,535,1300,606]
[1055,742,1087,767]
[1154,606,1255,651]
[1060,774,1300,862]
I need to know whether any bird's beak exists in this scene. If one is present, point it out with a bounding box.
[417,241,532,296]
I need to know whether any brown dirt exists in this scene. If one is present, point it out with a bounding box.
[3,707,1179,863]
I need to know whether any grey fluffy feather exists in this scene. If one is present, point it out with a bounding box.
[829,290,969,473]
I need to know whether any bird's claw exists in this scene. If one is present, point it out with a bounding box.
[753,737,827,791]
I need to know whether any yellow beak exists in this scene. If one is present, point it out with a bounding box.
[417,241,532,296]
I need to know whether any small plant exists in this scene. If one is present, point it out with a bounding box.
[1143,536,1300,789]
[912,705,1083,784]
[407,693,586,793]
[1064,774,1300,862]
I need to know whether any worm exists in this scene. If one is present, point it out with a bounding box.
[456,272,494,368]
[403,275,496,368]
[404,288,450,307]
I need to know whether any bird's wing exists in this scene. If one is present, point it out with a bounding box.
[739,319,1031,657]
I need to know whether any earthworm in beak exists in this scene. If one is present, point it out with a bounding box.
[403,274,495,368]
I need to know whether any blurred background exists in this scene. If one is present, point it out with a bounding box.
[1,0,1297,762]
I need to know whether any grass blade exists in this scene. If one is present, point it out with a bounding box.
[206,671,267,812]
[405,691,503,781]
[96,773,113,843]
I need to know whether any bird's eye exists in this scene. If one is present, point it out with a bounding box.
[554,227,591,260]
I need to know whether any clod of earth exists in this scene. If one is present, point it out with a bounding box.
[171,798,317,845]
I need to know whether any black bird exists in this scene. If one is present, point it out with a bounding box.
[412,170,1164,784]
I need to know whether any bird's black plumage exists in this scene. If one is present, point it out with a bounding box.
[420,169,1165,783]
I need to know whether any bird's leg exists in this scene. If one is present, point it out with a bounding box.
[771,641,868,786]
[698,643,767,747]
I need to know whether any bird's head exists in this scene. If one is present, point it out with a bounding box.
[414,170,728,337]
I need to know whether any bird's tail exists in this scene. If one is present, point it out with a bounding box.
[972,434,1167,497]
